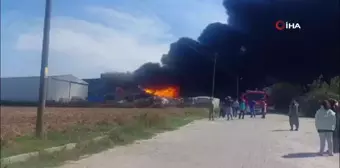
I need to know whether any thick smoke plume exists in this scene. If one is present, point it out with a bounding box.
[134,0,340,98]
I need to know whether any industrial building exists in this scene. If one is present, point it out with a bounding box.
[84,78,142,103]
[0,75,88,102]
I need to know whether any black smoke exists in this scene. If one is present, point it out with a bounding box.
[134,0,340,98]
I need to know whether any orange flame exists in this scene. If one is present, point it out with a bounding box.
[143,86,179,98]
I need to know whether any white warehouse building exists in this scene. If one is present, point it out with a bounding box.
[0,74,88,102]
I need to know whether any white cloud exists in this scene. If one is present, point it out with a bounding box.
[86,7,174,41]
[5,0,227,78]
[116,0,227,38]
[15,7,174,78]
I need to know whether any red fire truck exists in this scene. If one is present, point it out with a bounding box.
[241,90,268,114]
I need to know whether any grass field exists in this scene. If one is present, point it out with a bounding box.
[0,107,206,162]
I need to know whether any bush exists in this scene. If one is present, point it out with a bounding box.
[268,75,339,117]
[267,82,303,109]
[297,76,340,117]
[297,91,337,117]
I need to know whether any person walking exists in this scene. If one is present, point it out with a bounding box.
[289,100,300,131]
[233,99,240,117]
[246,104,250,115]
[208,98,215,121]
[329,99,339,153]
[261,101,267,119]
[219,103,223,118]
[224,97,233,120]
[239,99,246,119]
[219,100,226,118]
[315,100,336,156]
[249,100,256,118]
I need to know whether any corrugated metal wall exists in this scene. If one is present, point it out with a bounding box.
[0,77,40,101]
[48,78,69,101]
[0,75,88,102]
[69,82,88,100]
[48,75,88,101]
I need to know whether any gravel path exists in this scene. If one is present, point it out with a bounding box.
[60,114,339,168]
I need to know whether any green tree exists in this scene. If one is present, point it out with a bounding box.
[267,82,302,110]
[296,76,339,117]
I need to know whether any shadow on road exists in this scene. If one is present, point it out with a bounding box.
[282,152,321,158]
[272,129,291,132]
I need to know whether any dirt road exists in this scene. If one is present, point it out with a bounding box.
[60,114,339,168]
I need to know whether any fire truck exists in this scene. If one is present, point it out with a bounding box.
[241,90,268,114]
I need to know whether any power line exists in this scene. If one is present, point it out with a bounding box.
[180,41,245,78]
[180,41,246,98]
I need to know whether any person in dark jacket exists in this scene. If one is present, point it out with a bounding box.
[261,101,267,119]
[329,99,339,153]
[249,100,256,118]
[222,100,227,118]
[219,104,223,118]
[224,97,233,120]
[219,100,226,118]
[289,99,300,131]
[208,98,214,121]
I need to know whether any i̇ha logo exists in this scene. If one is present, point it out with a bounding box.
[275,20,301,31]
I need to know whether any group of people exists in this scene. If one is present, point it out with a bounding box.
[219,96,241,120]
[288,98,339,156]
[208,96,340,156]
[218,96,266,120]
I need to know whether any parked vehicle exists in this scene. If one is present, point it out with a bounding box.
[191,96,220,112]
[242,90,268,114]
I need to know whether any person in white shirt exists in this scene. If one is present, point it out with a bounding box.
[315,100,337,156]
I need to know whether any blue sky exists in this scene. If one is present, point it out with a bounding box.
[1,0,227,78]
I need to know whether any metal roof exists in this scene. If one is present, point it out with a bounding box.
[51,75,88,85]
[1,74,88,85]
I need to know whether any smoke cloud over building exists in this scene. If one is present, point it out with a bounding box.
[133,0,339,98]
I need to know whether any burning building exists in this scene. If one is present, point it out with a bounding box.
[141,85,180,98]
[84,71,180,104]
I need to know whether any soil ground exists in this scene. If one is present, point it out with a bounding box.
[0,107,188,140]
[59,114,339,168]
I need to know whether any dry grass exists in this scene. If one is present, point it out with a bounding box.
[0,107,197,141]
[0,106,206,162]
[1,107,206,168]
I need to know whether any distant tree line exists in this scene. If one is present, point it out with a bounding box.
[267,75,340,117]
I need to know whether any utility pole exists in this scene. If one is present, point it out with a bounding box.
[338,79,340,100]
[237,46,246,100]
[209,53,218,121]
[211,53,218,98]
[36,0,52,138]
